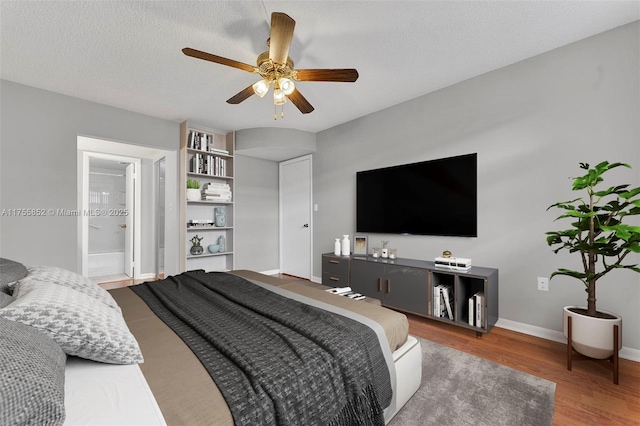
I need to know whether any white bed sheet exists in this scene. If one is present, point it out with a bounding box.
[64,357,166,426]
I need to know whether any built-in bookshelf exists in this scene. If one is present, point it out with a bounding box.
[179,121,234,272]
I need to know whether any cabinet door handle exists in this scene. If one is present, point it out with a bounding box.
[329,276,340,281]
[387,279,391,293]
[378,278,382,292]
[329,260,339,264]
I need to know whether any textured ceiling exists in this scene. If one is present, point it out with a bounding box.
[1,1,639,135]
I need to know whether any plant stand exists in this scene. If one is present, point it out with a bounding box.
[567,315,619,384]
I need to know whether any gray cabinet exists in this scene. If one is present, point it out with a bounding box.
[322,253,499,335]
[350,260,429,316]
[321,254,350,287]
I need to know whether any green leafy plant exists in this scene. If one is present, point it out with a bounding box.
[546,161,640,317]
[187,179,200,189]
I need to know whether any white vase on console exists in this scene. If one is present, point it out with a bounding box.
[341,235,350,256]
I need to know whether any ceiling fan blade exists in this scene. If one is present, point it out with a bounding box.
[287,88,314,114]
[269,12,295,65]
[226,85,255,104]
[183,47,256,73]
[295,68,359,82]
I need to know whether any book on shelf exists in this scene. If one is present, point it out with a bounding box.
[434,256,472,271]
[468,296,475,326]
[441,285,454,320]
[475,291,484,328]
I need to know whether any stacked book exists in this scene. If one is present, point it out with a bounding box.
[202,182,232,202]
[434,256,471,272]
[433,284,454,320]
[468,291,484,327]
[325,286,366,301]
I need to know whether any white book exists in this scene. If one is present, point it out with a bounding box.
[326,286,352,295]
[434,285,445,317]
[475,291,484,328]
[468,297,475,326]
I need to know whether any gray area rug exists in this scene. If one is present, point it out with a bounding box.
[388,338,555,426]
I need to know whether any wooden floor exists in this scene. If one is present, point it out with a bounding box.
[100,274,640,425]
[407,314,640,426]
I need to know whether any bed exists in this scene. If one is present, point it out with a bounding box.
[0,259,421,426]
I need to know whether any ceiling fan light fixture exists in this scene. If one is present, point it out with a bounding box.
[273,87,287,105]
[252,79,270,97]
[278,77,295,95]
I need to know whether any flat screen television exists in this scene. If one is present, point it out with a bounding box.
[356,153,477,237]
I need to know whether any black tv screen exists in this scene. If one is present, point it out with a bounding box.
[356,153,477,237]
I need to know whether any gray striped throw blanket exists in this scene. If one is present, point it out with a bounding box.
[132,271,392,426]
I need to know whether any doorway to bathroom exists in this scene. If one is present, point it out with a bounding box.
[84,153,140,282]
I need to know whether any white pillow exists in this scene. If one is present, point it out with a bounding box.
[0,280,143,365]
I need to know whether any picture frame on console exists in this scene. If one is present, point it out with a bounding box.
[353,235,368,255]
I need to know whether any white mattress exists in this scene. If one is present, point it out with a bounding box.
[63,337,421,426]
[64,357,166,425]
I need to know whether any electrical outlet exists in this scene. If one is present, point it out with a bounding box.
[537,277,549,292]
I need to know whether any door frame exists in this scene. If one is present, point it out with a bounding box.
[279,154,313,279]
[80,151,142,278]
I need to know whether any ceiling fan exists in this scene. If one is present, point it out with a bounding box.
[183,12,359,119]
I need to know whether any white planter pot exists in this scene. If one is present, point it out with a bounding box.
[563,306,622,359]
[186,188,201,201]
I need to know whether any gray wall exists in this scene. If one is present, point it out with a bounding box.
[313,22,640,350]
[234,154,280,271]
[0,81,180,273]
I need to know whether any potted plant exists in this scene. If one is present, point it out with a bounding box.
[546,161,640,360]
[186,179,201,201]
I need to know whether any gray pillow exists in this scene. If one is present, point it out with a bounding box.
[0,279,143,364]
[0,317,66,426]
[0,258,28,294]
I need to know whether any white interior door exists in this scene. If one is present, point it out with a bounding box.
[280,155,312,279]
[124,163,135,277]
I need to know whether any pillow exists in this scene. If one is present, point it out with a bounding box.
[0,292,13,308]
[0,280,143,365]
[21,265,120,311]
[0,317,66,426]
[0,258,28,294]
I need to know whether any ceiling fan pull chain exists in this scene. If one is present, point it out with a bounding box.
[281,105,285,118]
[274,104,277,120]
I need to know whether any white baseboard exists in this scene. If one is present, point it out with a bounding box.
[496,318,640,363]
[136,273,157,280]
[311,275,321,284]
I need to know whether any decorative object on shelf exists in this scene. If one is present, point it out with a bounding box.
[190,235,203,255]
[546,161,640,384]
[341,235,350,256]
[372,247,381,258]
[353,236,368,255]
[214,206,227,227]
[442,250,452,258]
[334,238,341,256]
[389,249,397,260]
[381,241,389,258]
[207,244,220,254]
[218,235,226,252]
[186,179,201,201]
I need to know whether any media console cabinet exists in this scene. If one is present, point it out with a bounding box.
[322,253,499,336]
